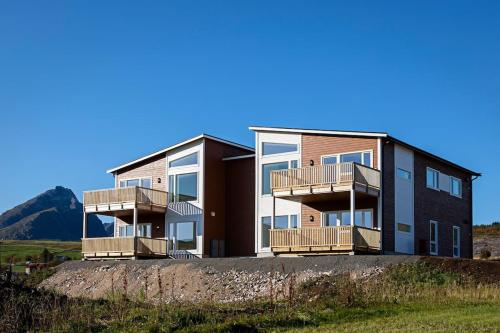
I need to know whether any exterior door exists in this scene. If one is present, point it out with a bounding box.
[394,145,415,254]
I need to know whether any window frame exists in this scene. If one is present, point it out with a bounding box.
[320,149,373,168]
[259,214,300,250]
[168,152,199,169]
[168,172,199,203]
[450,176,462,198]
[261,142,299,157]
[429,220,438,255]
[261,160,296,196]
[397,222,412,233]
[396,168,412,180]
[118,176,153,189]
[426,167,440,190]
[321,209,374,228]
[453,226,461,258]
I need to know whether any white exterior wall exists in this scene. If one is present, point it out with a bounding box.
[165,140,204,256]
[255,132,302,255]
[394,144,414,254]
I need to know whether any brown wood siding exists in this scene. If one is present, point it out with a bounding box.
[115,213,165,238]
[225,157,255,256]
[300,134,379,227]
[115,155,167,191]
[382,141,395,253]
[203,139,254,257]
[413,151,473,258]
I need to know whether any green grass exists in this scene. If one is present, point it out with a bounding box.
[0,240,82,266]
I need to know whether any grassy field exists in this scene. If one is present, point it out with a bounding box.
[1,260,499,332]
[0,240,81,272]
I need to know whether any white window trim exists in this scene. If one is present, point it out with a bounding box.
[429,220,438,256]
[137,223,152,238]
[168,151,199,169]
[426,167,440,191]
[321,209,374,228]
[449,176,462,198]
[118,176,153,188]
[261,160,299,198]
[320,149,374,168]
[453,226,461,258]
[396,167,412,180]
[259,214,300,250]
[168,172,200,203]
[260,142,299,158]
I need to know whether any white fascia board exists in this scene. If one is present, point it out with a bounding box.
[107,134,254,174]
[222,154,256,161]
[248,126,388,138]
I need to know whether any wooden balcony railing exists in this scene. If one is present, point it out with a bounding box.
[83,187,168,207]
[270,226,380,253]
[82,236,168,258]
[271,162,380,193]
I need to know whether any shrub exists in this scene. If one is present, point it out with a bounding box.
[479,248,492,259]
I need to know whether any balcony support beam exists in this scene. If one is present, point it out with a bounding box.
[350,188,355,227]
[82,212,87,239]
[133,207,138,237]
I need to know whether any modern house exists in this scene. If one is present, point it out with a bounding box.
[81,126,479,260]
[251,126,479,259]
[82,134,255,259]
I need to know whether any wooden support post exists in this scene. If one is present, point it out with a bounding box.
[82,212,87,239]
[133,207,138,237]
[350,188,355,227]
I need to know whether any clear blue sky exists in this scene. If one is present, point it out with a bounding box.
[0,1,498,225]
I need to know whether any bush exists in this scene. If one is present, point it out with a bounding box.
[479,248,492,259]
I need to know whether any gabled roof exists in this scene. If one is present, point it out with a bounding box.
[107,134,254,174]
[249,125,480,176]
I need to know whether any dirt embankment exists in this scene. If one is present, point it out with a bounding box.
[39,256,418,304]
[474,235,500,258]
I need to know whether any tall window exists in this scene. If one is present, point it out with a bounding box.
[262,161,290,195]
[119,177,151,188]
[169,172,198,202]
[262,142,298,156]
[450,177,462,197]
[429,220,438,255]
[261,217,272,248]
[453,226,460,257]
[176,222,197,250]
[426,168,439,189]
[169,152,198,168]
[322,151,372,167]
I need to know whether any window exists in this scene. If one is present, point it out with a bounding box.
[426,168,439,189]
[137,224,152,238]
[274,215,289,229]
[450,177,462,197]
[262,142,298,156]
[321,151,372,167]
[261,217,271,248]
[169,172,198,202]
[169,152,198,168]
[397,223,411,233]
[119,225,133,237]
[290,160,299,169]
[430,221,438,255]
[323,209,373,227]
[397,168,411,180]
[119,177,152,188]
[290,215,298,228]
[262,161,289,195]
[177,222,196,250]
[453,226,460,257]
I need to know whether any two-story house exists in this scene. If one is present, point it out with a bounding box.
[251,126,479,259]
[82,134,255,259]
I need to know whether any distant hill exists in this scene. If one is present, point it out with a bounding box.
[0,186,107,240]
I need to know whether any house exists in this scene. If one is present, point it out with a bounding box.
[82,134,255,259]
[251,126,479,258]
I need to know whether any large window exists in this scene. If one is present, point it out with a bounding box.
[453,226,460,257]
[323,209,373,228]
[397,168,411,180]
[426,168,439,189]
[119,177,151,188]
[169,152,198,168]
[119,223,151,237]
[119,225,133,237]
[262,142,298,156]
[176,222,197,250]
[169,172,198,202]
[322,151,372,167]
[262,161,290,195]
[429,220,438,255]
[450,177,462,197]
[261,217,272,248]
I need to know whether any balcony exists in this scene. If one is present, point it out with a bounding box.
[271,162,380,201]
[270,226,381,254]
[82,236,168,259]
[83,187,168,215]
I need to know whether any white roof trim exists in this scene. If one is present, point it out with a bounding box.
[248,126,388,138]
[222,154,255,161]
[107,134,254,174]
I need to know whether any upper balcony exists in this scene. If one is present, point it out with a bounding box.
[271,162,380,201]
[83,187,168,215]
